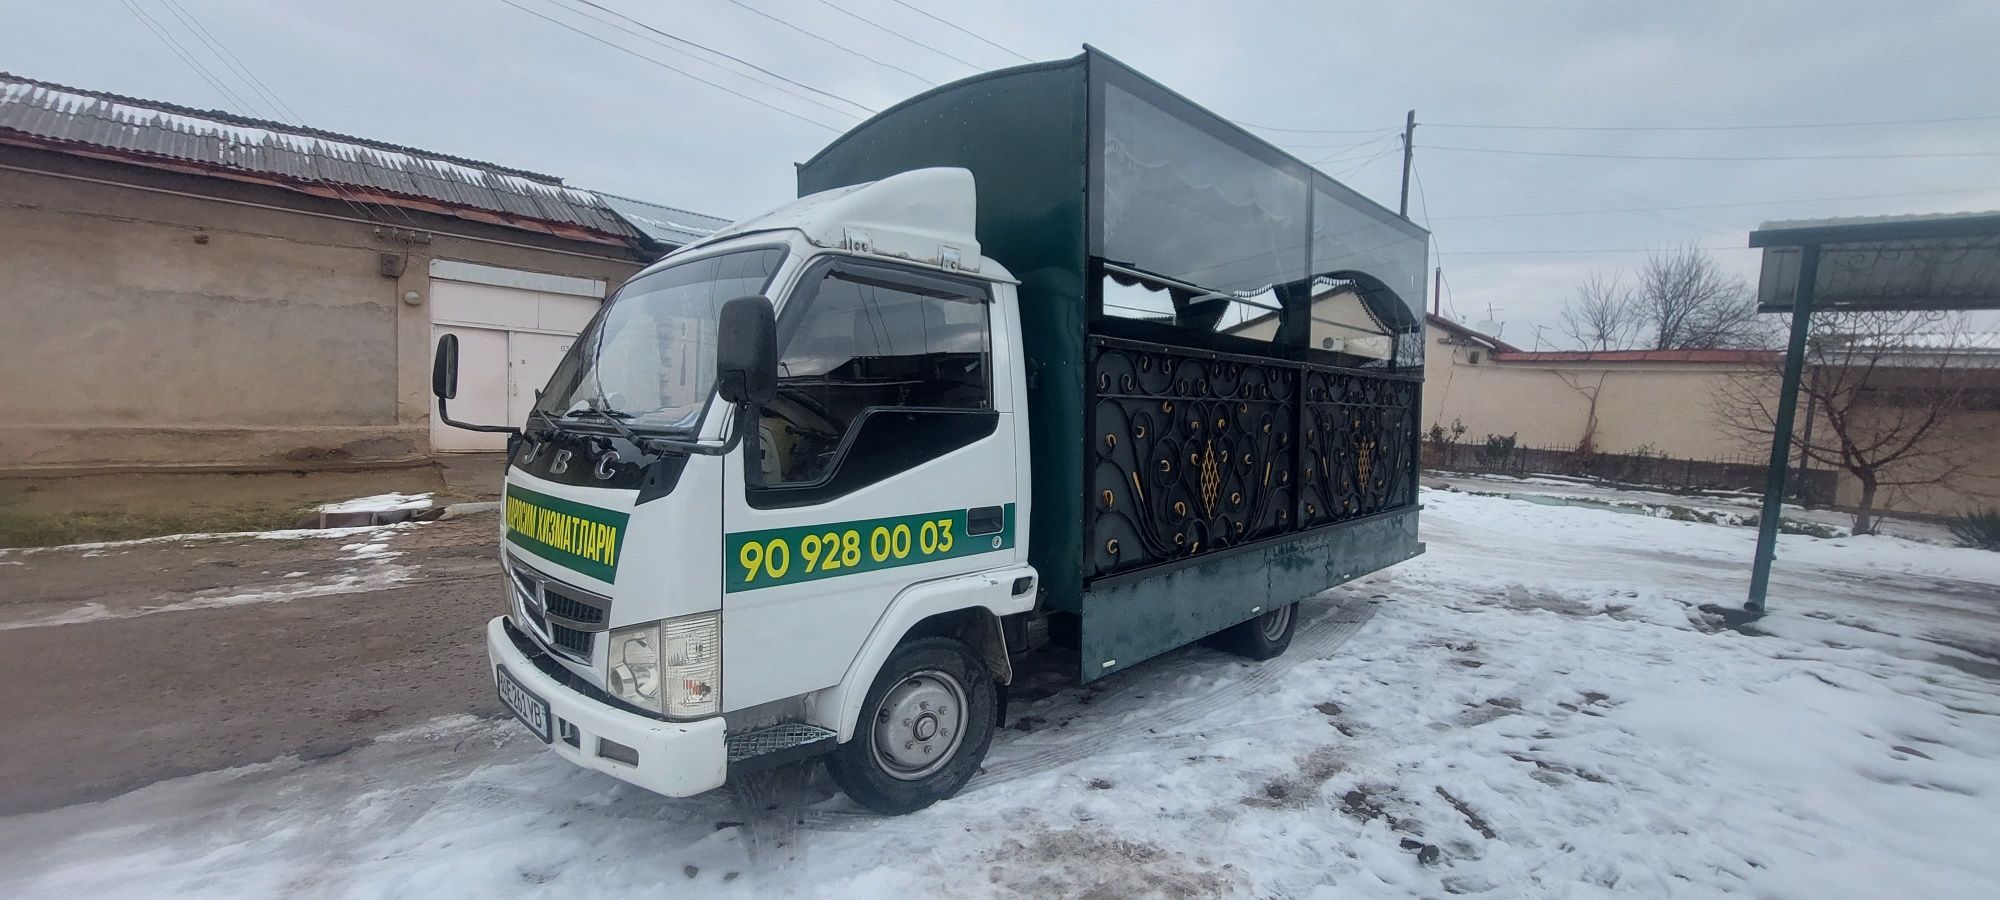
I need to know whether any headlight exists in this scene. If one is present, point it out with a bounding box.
[607,612,720,719]
[607,624,662,708]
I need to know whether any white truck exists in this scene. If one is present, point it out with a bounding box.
[434,48,1429,814]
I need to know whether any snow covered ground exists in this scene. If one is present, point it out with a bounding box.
[3,489,1997,898]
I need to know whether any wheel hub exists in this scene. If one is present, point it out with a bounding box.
[1259,604,1293,642]
[870,670,968,780]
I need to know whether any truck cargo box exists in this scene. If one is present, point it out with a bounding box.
[799,48,1427,679]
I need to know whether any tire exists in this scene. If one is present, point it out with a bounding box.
[826,636,999,815]
[1213,601,1299,661]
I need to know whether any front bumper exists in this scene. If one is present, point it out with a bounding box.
[485,616,728,798]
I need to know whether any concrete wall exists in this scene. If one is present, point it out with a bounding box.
[1420,329,1770,459]
[1831,385,2000,518]
[1420,325,2000,519]
[0,147,644,472]
[1849,415,2000,517]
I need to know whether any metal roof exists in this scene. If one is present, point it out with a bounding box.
[1749,210,2000,313]
[1752,210,2000,244]
[0,72,650,243]
[596,192,730,247]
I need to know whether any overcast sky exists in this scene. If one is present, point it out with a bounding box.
[7,0,1998,346]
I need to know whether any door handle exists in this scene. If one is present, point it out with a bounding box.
[967,505,1004,536]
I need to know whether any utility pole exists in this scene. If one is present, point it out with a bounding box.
[1432,266,1442,316]
[1398,109,1416,218]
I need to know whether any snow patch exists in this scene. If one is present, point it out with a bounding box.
[317,492,433,515]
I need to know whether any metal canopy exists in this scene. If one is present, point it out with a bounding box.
[1739,210,2000,618]
[1751,211,2000,313]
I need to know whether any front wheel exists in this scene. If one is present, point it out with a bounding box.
[1212,601,1299,660]
[826,636,998,815]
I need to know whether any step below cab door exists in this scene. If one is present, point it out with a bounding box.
[720,256,1022,711]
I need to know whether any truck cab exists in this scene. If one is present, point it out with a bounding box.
[455,169,1035,814]
[440,48,1428,815]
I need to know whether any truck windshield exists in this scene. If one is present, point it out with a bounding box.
[535,246,788,432]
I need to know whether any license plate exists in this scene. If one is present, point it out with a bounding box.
[496,665,552,743]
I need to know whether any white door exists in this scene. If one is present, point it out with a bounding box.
[509,332,575,426]
[427,260,607,453]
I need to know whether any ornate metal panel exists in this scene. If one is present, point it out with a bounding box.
[1089,338,1297,579]
[1086,337,1420,582]
[1300,369,1417,528]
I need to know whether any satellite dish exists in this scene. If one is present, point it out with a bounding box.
[1475,320,1504,337]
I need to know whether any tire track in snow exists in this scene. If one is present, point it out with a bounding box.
[973,595,1376,789]
[792,593,1379,836]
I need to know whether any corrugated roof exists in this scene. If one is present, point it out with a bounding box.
[0,72,649,243]
[597,192,730,246]
[1757,210,2000,232]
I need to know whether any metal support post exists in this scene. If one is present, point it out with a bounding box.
[1746,244,1821,613]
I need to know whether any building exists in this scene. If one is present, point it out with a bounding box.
[0,72,727,472]
[1422,315,1779,460]
[1422,314,2000,518]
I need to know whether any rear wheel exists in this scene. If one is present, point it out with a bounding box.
[827,636,998,815]
[1213,601,1299,660]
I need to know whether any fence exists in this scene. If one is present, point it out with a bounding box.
[1422,439,1837,504]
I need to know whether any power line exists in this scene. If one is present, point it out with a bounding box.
[1307,133,1400,165]
[159,1,425,228]
[1430,145,2000,162]
[1428,187,2000,222]
[886,0,1032,62]
[720,0,934,86]
[1431,133,1748,235]
[159,0,298,120]
[1426,112,2000,132]
[565,0,875,117]
[811,0,980,72]
[1412,160,1434,231]
[501,0,845,132]
[1233,121,1389,136]
[1278,130,1399,151]
[1328,145,1401,180]
[120,0,252,113]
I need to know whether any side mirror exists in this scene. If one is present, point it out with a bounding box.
[429,334,516,436]
[432,333,459,400]
[715,296,777,406]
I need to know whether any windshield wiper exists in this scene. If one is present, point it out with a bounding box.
[526,408,569,439]
[565,403,655,456]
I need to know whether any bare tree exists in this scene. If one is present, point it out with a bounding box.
[1558,272,1638,351]
[1633,243,1767,349]
[1714,311,1992,533]
[1557,246,1770,350]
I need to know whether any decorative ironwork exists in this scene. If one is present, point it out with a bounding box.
[1087,336,1419,581]
[1090,338,1297,578]
[1300,369,1417,528]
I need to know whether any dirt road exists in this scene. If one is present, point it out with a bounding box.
[0,513,507,814]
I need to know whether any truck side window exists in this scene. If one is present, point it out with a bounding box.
[754,270,992,494]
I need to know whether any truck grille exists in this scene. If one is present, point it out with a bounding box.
[543,586,607,627]
[508,556,611,663]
